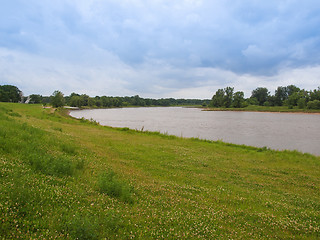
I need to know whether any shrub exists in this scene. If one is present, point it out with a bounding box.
[60,143,77,155]
[75,159,85,170]
[28,154,73,176]
[307,100,320,109]
[297,98,306,109]
[98,171,134,204]
[67,214,99,240]
[263,101,270,106]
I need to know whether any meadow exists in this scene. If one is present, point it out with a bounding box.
[0,102,319,239]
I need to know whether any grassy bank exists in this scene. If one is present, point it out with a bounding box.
[0,103,319,239]
[205,105,320,113]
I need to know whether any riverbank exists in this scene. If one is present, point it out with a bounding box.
[204,105,320,113]
[1,102,319,239]
[70,106,320,155]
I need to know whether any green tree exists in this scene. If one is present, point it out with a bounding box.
[29,94,42,104]
[310,87,320,101]
[247,97,259,105]
[50,90,65,108]
[132,95,145,106]
[267,95,276,106]
[94,96,102,107]
[297,98,306,109]
[88,98,96,107]
[286,85,300,96]
[0,85,22,102]
[307,100,320,109]
[69,95,82,107]
[224,87,234,108]
[274,86,288,106]
[80,94,90,106]
[211,89,225,107]
[232,91,245,108]
[251,87,269,106]
[287,92,300,107]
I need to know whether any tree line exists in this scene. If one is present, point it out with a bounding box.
[210,85,320,109]
[49,91,210,108]
[1,84,320,109]
[0,85,210,107]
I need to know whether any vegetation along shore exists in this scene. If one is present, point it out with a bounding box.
[0,102,319,239]
[1,84,320,112]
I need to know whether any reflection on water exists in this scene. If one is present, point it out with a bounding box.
[70,107,320,155]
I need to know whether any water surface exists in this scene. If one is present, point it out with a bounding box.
[70,107,320,155]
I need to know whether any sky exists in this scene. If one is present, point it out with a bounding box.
[1,0,320,99]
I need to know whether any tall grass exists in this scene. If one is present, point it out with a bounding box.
[98,170,134,204]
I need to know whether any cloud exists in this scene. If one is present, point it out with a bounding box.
[1,0,320,98]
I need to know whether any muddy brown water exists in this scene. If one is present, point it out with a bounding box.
[70,107,320,155]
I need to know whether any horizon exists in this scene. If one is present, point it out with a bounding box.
[13,84,318,101]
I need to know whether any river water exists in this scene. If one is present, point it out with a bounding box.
[70,107,320,155]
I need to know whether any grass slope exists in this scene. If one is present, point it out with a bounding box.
[0,102,319,239]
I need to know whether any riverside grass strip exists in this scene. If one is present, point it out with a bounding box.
[0,102,319,239]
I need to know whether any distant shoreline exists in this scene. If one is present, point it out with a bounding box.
[203,107,320,114]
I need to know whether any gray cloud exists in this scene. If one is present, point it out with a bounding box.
[1,0,320,98]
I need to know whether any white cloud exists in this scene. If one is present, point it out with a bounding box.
[1,0,320,98]
[1,45,319,98]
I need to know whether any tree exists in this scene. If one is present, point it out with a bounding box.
[224,87,234,108]
[232,91,245,108]
[297,98,306,109]
[132,95,145,106]
[247,97,259,105]
[286,85,300,96]
[0,85,22,102]
[211,89,225,107]
[287,92,300,107]
[94,96,102,107]
[50,90,65,108]
[88,98,96,107]
[267,95,276,106]
[310,87,320,101]
[69,95,82,107]
[274,86,288,106]
[251,87,269,106]
[80,94,90,106]
[307,100,320,109]
[29,94,42,104]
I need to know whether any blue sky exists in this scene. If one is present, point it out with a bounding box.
[1,0,320,98]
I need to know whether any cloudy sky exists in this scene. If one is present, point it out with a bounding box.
[1,0,320,98]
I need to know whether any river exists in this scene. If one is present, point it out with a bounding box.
[70,107,320,155]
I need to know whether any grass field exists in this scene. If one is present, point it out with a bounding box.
[0,102,319,239]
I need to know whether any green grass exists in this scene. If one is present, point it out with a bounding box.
[0,102,319,239]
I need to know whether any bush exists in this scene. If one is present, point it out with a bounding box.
[98,171,134,204]
[28,154,73,176]
[263,101,270,107]
[64,210,121,239]
[67,214,99,240]
[307,100,320,109]
[297,98,306,109]
[60,143,77,155]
